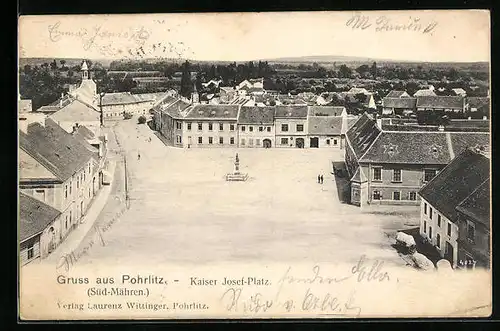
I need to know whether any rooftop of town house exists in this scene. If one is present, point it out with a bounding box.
[418,148,490,223]
[49,99,99,123]
[274,105,308,118]
[183,104,240,120]
[466,97,490,109]
[19,118,96,183]
[350,166,368,183]
[308,106,346,117]
[456,179,490,228]
[382,97,417,109]
[238,106,275,124]
[157,98,190,118]
[413,89,437,97]
[385,90,410,98]
[308,116,344,136]
[416,96,464,109]
[20,192,62,242]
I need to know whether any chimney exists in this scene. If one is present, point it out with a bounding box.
[438,125,444,131]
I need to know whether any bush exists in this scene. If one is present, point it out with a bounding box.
[138,115,147,124]
[123,112,133,120]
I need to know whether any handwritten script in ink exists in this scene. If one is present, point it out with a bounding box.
[219,255,390,316]
[346,13,438,34]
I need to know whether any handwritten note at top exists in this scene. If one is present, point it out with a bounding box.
[346,13,438,34]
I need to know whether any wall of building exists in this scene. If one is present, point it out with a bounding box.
[20,234,41,266]
[275,118,308,148]
[238,124,275,148]
[457,216,490,268]
[419,198,459,267]
[181,120,238,148]
[308,135,343,149]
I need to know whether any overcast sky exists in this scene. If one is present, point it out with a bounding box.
[19,10,490,62]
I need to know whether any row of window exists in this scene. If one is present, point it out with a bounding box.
[424,202,453,236]
[241,126,272,133]
[64,163,93,200]
[373,190,417,201]
[182,122,236,131]
[240,138,267,146]
[280,124,303,132]
[191,136,236,145]
[372,168,437,182]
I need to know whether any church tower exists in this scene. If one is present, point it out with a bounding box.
[191,82,199,104]
[81,60,89,80]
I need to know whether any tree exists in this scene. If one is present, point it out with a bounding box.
[355,64,370,75]
[50,60,58,70]
[23,65,32,74]
[138,115,147,124]
[370,62,377,78]
[338,64,352,78]
[180,60,192,98]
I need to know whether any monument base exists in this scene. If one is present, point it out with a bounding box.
[225,173,249,181]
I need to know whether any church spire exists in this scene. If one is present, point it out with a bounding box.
[81,60,89,80]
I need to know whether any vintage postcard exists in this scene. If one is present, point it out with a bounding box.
[18,10,491,320]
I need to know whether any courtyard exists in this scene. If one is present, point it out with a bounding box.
[46,118,420,268]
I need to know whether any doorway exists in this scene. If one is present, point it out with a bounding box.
[445,241,454,265]
[310,137,319,148]
[263,139,272,148]
[295,138,305,148]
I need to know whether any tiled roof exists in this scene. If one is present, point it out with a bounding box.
[275,105,308,118]
[158,99,190,118]
[238,106,275,124]
[419,148,490,222]
[467,97,490,109]
[416,96,464,109]
[101,92,139,105]
[184,104,239,120]
[386,90,408,98]
[20,119,95,182]
[345,113,381,159]
[449,132,490,156]
[20,192,61,242]
[74,125,96,140]
[413,89,437,97]
[382,98,417,109]
[456,179,490,228]
[72,80,97,105]
[308,116,343,135]
[308,106,346,117]
[49,99,99,123]
[348,87,369,94]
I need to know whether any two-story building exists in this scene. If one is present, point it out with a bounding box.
[382,97,417,116]
[344,113,489,207]
[416,96,465,113]
[418,148,490,268]
[49,97,101,135]
[237,106,275,148]
[274,105,309,148]
[19,118,102,249]
[307,106,347,149]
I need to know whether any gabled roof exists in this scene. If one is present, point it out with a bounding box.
[308,116,343,135]
[184,104,239,120]
[467,97,490,109]
[220,86,236,93]
[350,167,368,183]
[308,106,346,117]
[386,90,409,98]
[275,105,308,118]
[238,106,275,124]
[20,119,95,182]
[348,87,369,94]
[452,88,466,94]
[456,179,490,228]
[20,192,61,242]
[158,98,190,118]
[416,96,464,109]
[345,113,382,159]
[382,98,417,109]
[101,92,139,106]
[49,99,99,123]
[18,100,33,113]
[413,89,437,97]
[419,148,490,222]
[73,125,96,140]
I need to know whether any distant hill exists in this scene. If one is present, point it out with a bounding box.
[19,57,114,68]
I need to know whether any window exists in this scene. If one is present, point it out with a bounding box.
[429,207,433,220]
[249,139,254,146]
[34,189,45,202]
[219,137,224,144]
[208,123,213,131]
[259,126,263,132]
[333,139,338,145]
[429,226,433,240]
[230,137,235,145]
[230,124,235,131]
[373,190,381,200]
[176,135,182,144]
[198,137,203,144]
[69,211,72,222]
[249,126,254,132]
[447,222,452,236]
[198,123,202,131]
[187,123,192,131]
[392,169,402,182]
[267,127,271,132]
[176,121,182,130]
[219,123,224,131]
[77,177,80,189]
[296,124,304,132]
[281,138,289,145]
[373,168,381,181]
[27,243,34,260]
[241,138,246,146]
[409,191,417,201]
[467,221,475,243]
[424,169,437,182]
[436,234,441,248]
[208,137,213,144]
[281,124,289,132]
[326,139,330,145]
[69,183,72,195]
[241,126,246,132]
[65,216,68,229]
[393,191,401,200]
[424,221,427,233]
[424,202,427,215]
[256,139,261,146]
[437,215,441,227]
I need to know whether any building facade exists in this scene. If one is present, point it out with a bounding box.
[274,105,309,148]
[237,106,275,148]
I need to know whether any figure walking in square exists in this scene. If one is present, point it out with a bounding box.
[320,175,324,184]
[317,174,321,183]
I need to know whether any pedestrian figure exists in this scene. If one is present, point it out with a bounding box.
[138,152,141,160]
[317,174,321,184]
[320,175,324,184]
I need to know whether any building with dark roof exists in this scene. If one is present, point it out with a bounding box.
[344,113,489,207]
[382,97,417,116]
[386,90,411,98]
[238,106,276,148]
[20,192,62,265]
[418,148,490,268]
[416,96,465,112]
[275,105,309,148]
